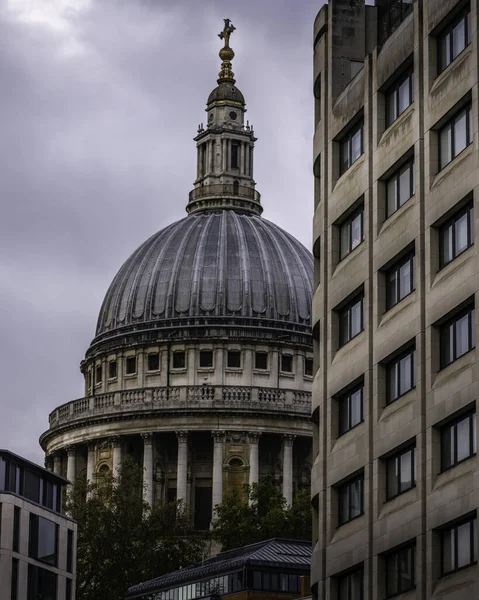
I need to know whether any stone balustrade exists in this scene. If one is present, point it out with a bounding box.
[47,385,311,428]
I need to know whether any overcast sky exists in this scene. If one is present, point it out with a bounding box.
[0,0,322,464]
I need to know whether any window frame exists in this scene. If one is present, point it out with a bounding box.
[439,202,474,267]
[440,409,476,471]
[386,445,416,500]
[340,120,364,175]
[304,357,313,377]
[280,354,293,373]
[385,252,416,310]
[108,360,117,379]
[386,158,415,218]
[338,473,364,526]
[437,7,472,73]
[438,103,473,169]
[147,353,160,372]
[254,351,268,371]
[440,305,475,368]
[227,350,242,369]
[336,566,364,600]
[385,544,416,598]
[338,384,364,436]
[386,346,416,404]
[339,206,364,260]
[199,350,213,369]
[125,356,137,375]
[172,351,186,370]
[386,69,414,126]
[338,293,364,347]
[440,515,477,576]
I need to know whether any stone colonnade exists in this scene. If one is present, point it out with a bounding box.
[53,431,298,514]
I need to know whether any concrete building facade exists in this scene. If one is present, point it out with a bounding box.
[0,450,77,600]
[312,0,478,598]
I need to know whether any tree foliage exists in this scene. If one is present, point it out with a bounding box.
[212,477,311,551]
[67,458,209,600]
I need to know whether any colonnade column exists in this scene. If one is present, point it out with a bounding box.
[112,436,122,477]
[66,447,76,484]
[142,433,154,507]
[53,454,62,477]
[86,443,95,498]
[176,431,188,506]
[282,434,295,506]
[212,430,225,517]
[248,432,261,495]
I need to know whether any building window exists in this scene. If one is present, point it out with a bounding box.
[67,529,74,573]
[87,371,92,390]
[304,357,313,377]
[441,409,476,471]
[254,352,268,370]
[23,470,40,504]
[11,558,18,600]
[172,351,186,370]
[387,346,416,403]
[386,69,414,126]
[337,567,363,600]
[27,565,57,600]
[13,507,20,553]
[340,206,364,260]
[438,8,471,73]
[386,446,415,499]
[386,159,415,217]
[147,353,160,371]
[108,360,117,379]
[95,364,102,384]
[338,384,364,436]
[125,356,136,375]
[231,142,240,169]
[66,579,72,600]
[339,294,364,347]
[386,252,415,309]
[281,355,293,373]
[385,545,415,597]
[29,514,58,567]
[440,202,474,267]
[441,515,477,575]
[378,0,413,45]
[440,304,475,368]
[42,480,60,513]
[199,350,213,368]
[227,350,241,369]
[338,474,364,525]
[340,121,364,174]
[439,103,472,169]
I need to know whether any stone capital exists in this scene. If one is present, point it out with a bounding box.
[110,436,121,448]
[87,442,96,453]
[211,430,226,442]
[176,430,188,443]
[282,434,296,446]
[141,433,153,445]
[248,432,261,443]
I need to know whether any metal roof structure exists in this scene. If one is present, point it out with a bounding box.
[126,539,312,597]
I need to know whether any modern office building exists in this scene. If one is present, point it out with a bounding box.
[312,0,478,598]
[0,449,77,599]
[126,538,311,600]
[39,21,313,530]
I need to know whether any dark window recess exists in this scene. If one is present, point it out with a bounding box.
[0,458,6,489]
[108,360,117,379]
[95,364,102,384]
[386,69,414,125]
[337,567,363,600]
[147,353,160,371]
[441,410,476,471]
[440,305,475,367]
[338,385,364,435]
[386,446,415,499]
[387,347,416,403]
[386,159,415,217]
[386,545,415,597]
[125,356,137,375]
[29,514,58,567]
[66,579,72,600]
[23,470,40,504]
[227,350,241,369]
[281,355,293,373]
[11,558,18,600]
[439,104,472,169]
[304,357,313,377]
[339,294,364,347]
[199,350,213,368]
[67,529,74,573]
[42,480,60,513]
[88,371,92,389]
[386,252,415,309]
[255,352,268,370]
[27,565,57,600]
[231,142,240,168]
[440,202,474,267]
[338,474,364,525]
[13,507,20,553]
[378,0,413,45]
[438,8,471,72]
[172,351,186,370]
[340,206,364,260]
[340,121,364,174]
[441,515,477,575]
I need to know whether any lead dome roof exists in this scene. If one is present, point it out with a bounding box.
[92,210,313,350]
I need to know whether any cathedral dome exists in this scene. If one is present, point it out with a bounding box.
[91,210,313,353]
[207,82,245,106]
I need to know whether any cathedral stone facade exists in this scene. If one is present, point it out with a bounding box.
[40,21,313,529]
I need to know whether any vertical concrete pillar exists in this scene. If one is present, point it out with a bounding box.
[248,432,261,493]
[176,431,188,506]
[66,447,76,484]
[282,434,295,505]
[212,431,225,517]
[53,454,62,477]
[142,433,154,507]
[112,436,122,477]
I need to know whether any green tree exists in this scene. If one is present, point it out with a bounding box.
[67,458,209,600]
[212,476,311,551]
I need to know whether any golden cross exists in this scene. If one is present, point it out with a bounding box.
[218,18,235,48]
